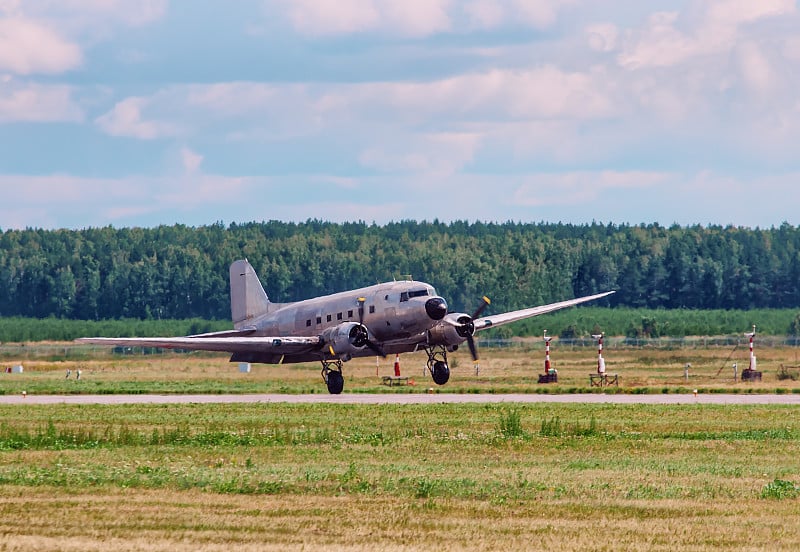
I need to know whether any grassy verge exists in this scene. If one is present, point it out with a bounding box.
[3,343,800,395]
[1,402,799,550]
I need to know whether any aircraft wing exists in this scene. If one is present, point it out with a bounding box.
[473,291,615,332]
[76,336,321,355]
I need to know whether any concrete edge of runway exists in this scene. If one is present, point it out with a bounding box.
[1,393,799,405]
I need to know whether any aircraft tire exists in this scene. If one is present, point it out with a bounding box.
[431,361,450,385]
[326,370,344,394]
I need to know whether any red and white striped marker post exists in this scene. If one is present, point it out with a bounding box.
[544,330,553,373]
[746,325,757,372]
[394,353,401,377]
[592,333,606,374]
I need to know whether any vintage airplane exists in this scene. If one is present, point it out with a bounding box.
[79,259,614,394]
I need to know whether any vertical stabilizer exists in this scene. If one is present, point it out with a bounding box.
[230,260,270,327]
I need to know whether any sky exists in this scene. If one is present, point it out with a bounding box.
[1,0,800,230]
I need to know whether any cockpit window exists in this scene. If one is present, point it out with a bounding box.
[401,289,429,302]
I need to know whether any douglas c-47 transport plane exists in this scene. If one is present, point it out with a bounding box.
[80,260,614,394]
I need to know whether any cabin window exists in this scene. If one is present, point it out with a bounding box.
[385,294,389,300]
[348,310,353,318]
[337,312,342,320]
[306,319,311,327]
[316,316,322,324]
[326,314,332,322]
[400,292,409,302]
[369,305,375,314]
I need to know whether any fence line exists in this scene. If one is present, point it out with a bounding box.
[2,336,800,360]
[476,336,800,350]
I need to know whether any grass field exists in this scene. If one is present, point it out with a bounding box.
[2,344,800,550]
[1,401,800,550]
[2,340,800,395]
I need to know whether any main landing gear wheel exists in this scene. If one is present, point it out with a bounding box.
[425,345,452,386]
[326,370,344,394]
[321,359,345,394]
[431,361,450,385]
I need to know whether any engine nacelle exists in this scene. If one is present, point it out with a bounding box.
[427,313,473,347]
[321,322,369,356]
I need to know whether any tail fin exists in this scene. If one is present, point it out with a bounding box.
[230,259,270,328]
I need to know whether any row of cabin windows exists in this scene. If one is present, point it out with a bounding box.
[305,305,376,327]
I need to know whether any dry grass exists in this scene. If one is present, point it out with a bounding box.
[1,486,799,551]
[3,341,800,394]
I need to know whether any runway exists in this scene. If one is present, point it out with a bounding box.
[2,393,800,405]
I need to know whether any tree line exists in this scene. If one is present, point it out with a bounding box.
[2,220,800,322]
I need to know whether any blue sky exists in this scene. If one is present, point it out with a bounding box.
[1,0,800,230]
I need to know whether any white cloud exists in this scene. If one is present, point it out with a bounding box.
[95,66,616,143]
[380,0,452,36]
[13,0,168,28]
[0,0,166,79]
[464,0,505,29]
[271,0,575,37]
[281,0,380,36]
[94,97,180,139]
[736,41,777,97]
[586,23,618,53]
[0,81,83,122]
[0,17,82,74]
[181,147,203,173]
[617,0,797,70]
[510,0,574,30]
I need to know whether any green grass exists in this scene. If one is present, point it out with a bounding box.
[2,402,800,550]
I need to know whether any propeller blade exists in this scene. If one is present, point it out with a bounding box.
[365,339,386,358]
[466,334,479,361]
[358,297,366,325]
[471,296,491,320]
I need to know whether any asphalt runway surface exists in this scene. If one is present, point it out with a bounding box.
[2,393,800,405]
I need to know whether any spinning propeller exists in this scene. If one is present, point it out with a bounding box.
[445,296,491,361]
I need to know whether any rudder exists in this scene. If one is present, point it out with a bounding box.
[230,259,270,327]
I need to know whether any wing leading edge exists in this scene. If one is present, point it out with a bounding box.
[473,290,615,332]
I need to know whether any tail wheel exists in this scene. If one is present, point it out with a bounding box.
[326,370,344,394]
[431,361,450,385]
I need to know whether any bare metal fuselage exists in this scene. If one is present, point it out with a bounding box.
[231,281,441,364]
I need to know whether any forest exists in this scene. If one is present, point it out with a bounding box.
[1,220,800,326]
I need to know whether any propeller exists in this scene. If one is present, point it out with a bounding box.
[444,296,491,361]
[358,297,387,358]
[465,296,491,361]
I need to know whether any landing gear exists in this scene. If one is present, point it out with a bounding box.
[321,359,344,394]
[425,345,451,386]
[432,361,450,385]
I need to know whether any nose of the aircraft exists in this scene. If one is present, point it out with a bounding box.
[425,297,448,320]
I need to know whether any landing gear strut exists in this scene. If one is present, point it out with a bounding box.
[425,345,450,386]
[321,359,344,394]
